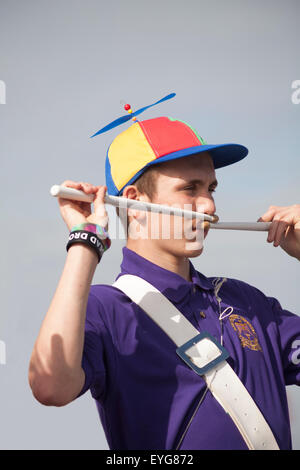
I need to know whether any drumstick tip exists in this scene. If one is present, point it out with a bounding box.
[50,185,60,196]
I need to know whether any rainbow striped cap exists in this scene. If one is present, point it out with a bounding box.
[105,116,248,196]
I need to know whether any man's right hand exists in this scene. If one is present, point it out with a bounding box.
[58,180,109,232]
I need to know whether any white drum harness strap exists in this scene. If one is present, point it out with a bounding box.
[113,274,279,450]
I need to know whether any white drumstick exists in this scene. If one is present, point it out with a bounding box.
[50,184,216,222]
[50,184,271,231]
[209,222,270,231]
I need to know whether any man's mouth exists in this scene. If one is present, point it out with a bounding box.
[204,222,210,235]
[192,214,218,232]
[192,220,211,232]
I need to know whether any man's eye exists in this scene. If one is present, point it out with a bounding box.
[182,186,216,193]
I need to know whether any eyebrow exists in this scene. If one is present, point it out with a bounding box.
[179,178,218,187]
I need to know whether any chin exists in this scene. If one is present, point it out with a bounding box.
[184,246,204,258]
[183,229,208,257]
[179,237,204,257]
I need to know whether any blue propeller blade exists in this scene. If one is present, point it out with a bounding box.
[131,93,176,118]
[90,92,176,138]
[90,115,132,138]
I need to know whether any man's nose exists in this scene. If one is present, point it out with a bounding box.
[194,195,216,216]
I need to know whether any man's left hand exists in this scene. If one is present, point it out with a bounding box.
[258,204,300,261]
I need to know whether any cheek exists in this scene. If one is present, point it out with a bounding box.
[152,189,188,207]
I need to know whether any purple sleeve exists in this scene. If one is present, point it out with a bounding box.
[269,296,300,386]
[77,292,114,401]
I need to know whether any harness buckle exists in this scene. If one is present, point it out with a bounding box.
[176,331,230,376]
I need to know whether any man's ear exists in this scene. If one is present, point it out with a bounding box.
[122,184,140,201]
[123,186,149,222]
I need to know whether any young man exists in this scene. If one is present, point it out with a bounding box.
[29,116,300,450]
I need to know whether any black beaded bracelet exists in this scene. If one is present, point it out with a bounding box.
[66,230,105,263]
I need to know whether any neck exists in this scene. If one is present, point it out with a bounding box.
[126,239,192,282]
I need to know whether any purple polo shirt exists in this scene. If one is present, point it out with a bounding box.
[78,247,300,450]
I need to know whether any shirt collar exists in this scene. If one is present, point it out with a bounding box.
[117,247,215,303]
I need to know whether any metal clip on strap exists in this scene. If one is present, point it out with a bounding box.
[176,331,229,376]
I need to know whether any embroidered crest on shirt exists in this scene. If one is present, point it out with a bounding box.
[229,314,262,352]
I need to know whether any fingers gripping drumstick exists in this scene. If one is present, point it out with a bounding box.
[50,184,271,232]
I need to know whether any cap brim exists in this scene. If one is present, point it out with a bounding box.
[145,143,248,170]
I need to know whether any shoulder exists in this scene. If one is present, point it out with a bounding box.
[207,275,265,296]
[87,282,137,330]
[206,274,278,313]
[90,283,128,302]
[205,274,299,326]
[88,282,133,316]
